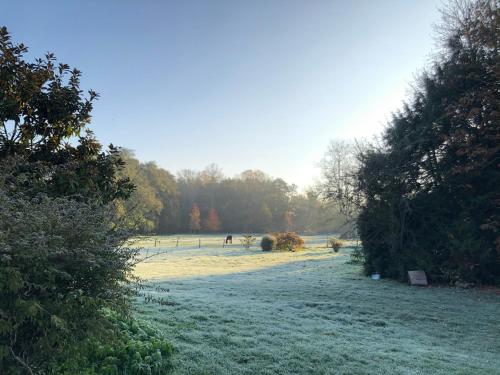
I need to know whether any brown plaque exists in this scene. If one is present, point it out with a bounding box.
[408,270,428,286]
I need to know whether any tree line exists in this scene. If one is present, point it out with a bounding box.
[116,150,345,234]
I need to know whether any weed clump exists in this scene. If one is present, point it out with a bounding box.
[240,234,257,249]
[328,237,344,252]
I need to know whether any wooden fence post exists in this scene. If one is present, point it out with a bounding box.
[198,238,201,248]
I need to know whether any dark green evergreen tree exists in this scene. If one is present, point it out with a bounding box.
[355,0,499,284]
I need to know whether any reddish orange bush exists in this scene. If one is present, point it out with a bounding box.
[273,232,304,251]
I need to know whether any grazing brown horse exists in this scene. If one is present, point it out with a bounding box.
[225,235,233,244]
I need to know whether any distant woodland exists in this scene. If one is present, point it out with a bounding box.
[115,150,344,234]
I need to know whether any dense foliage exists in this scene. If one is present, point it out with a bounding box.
[176,168,296,233]
[118,156,344,234]
[355,0,499,284]
[0,189,135,373]
[51,310,173,375]
[261,234,277,251]
[273,232,305,251]
[0,27,133,204]
[0,28,172,373]
[115,150,177,233]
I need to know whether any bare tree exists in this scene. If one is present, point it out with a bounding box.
[319,140,365,238]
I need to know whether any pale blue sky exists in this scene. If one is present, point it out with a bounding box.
[3,0,442,188]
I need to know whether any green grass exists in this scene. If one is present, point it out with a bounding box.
[134,237,500,374]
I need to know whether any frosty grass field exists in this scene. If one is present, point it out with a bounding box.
[133,235,500,375]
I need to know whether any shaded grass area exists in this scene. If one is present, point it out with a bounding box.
[134,246,500,375]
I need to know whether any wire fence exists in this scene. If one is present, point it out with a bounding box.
[130,234,344,262]
[131,234,337,249]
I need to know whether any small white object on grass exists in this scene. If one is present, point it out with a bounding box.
[371,273,381,280]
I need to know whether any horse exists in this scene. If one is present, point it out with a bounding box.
[225,235,233,244]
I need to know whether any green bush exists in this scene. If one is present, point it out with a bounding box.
[328,237,344,252]
[274,232,305,251]
[51,310,173,374]
[0,191,141,373]
[348,246,365,265]
[0,27,173,373]
[261,234,277,251]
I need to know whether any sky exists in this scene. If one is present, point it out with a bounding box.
[3,0,443,189]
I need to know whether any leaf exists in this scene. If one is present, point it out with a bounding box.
[50,314,67,330]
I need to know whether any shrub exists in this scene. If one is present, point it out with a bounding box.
[348,246,365,265]
[0,191,144,373]
[240,234,257,249]
[328,237,344,252]
[261,234,277,251]
[51,310,173,374]
[0,28,173,373]
[274,232,304,251]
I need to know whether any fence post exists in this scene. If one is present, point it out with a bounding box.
[198,238,201,248]
[176,237,179,247]
[222,239,225,248]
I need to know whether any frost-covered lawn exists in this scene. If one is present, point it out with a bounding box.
[134,241,500,375]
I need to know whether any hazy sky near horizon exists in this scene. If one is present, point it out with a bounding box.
[3,0,442,189]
